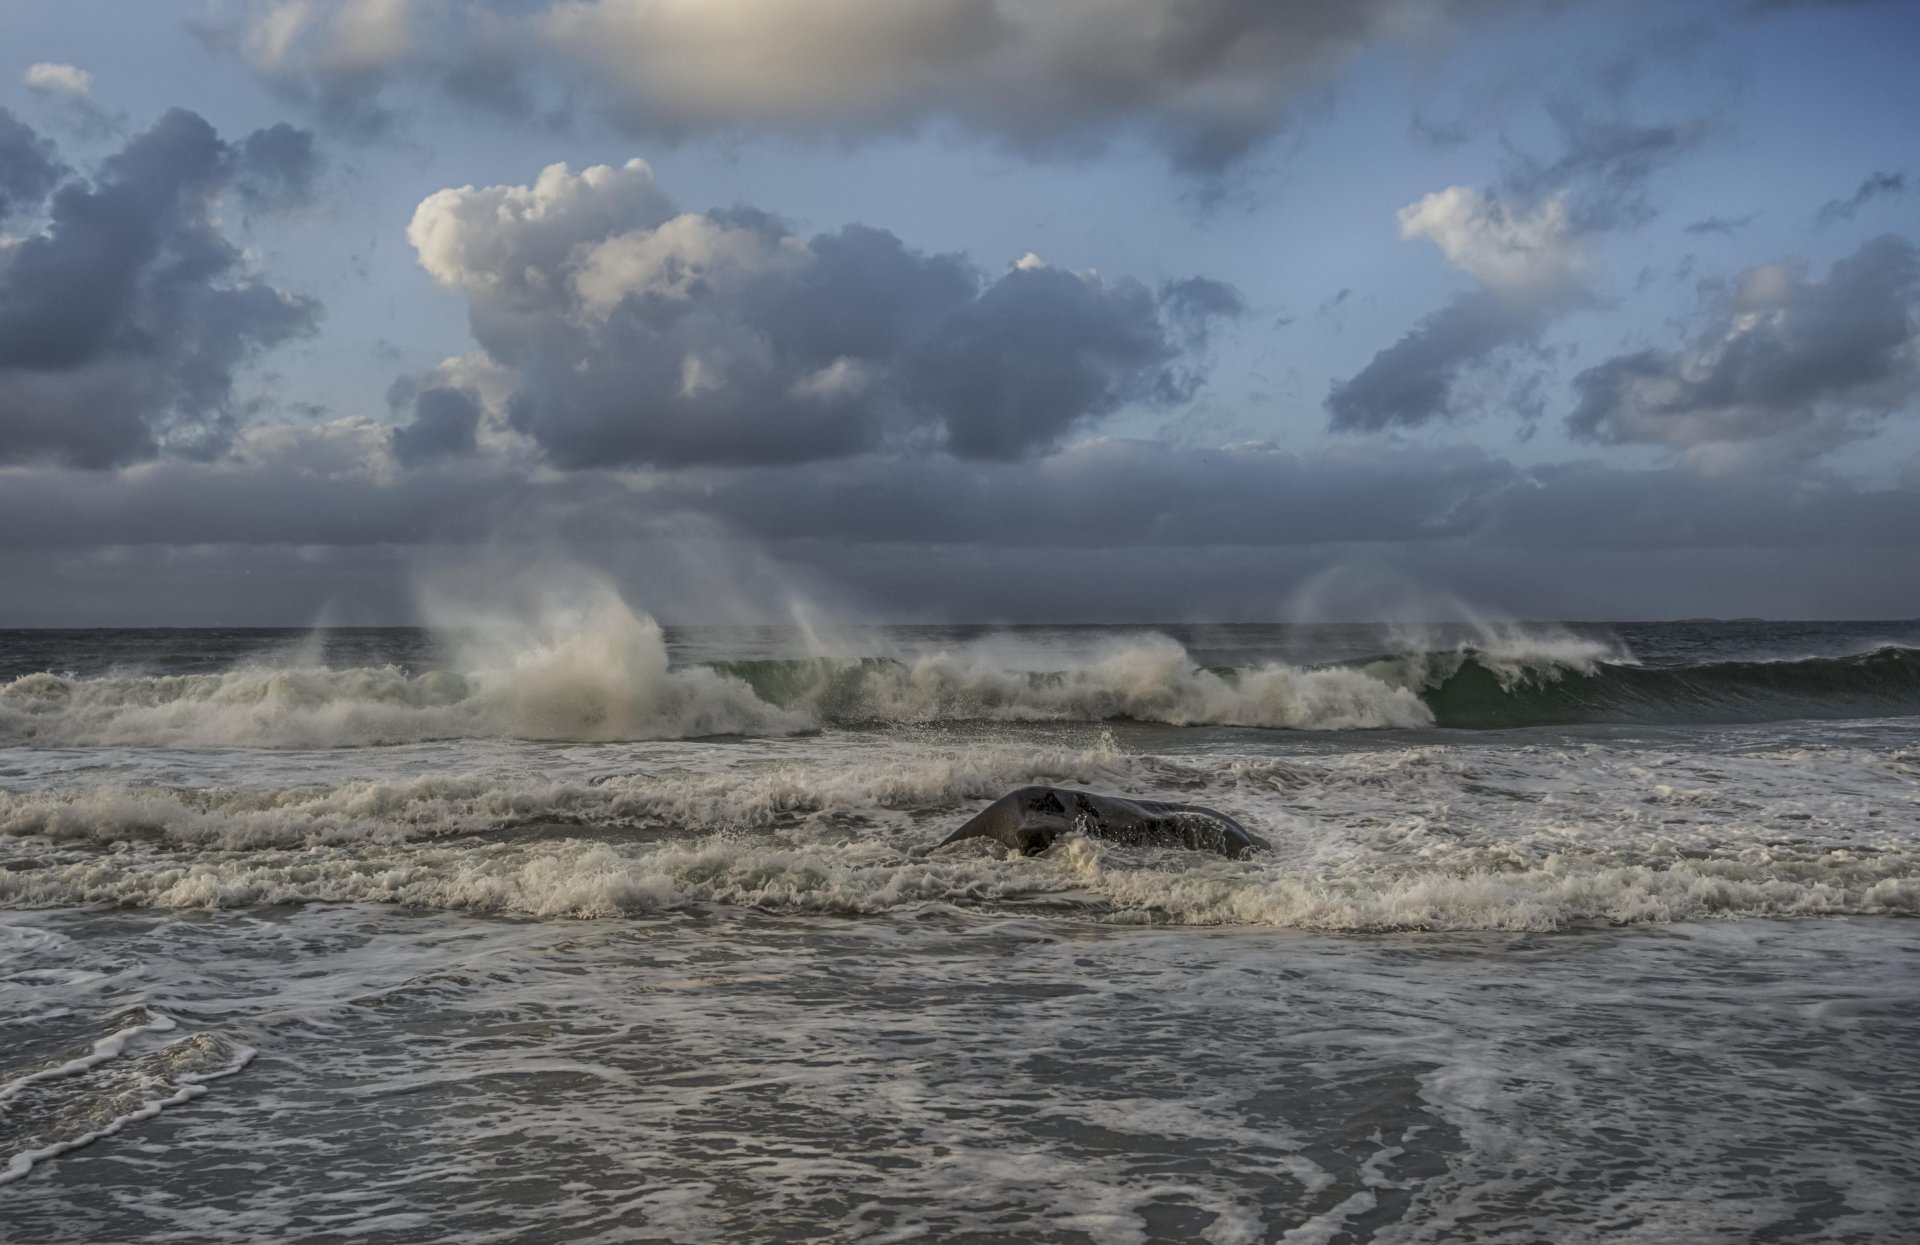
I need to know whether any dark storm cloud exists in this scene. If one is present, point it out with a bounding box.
[0,107,61,218]
[0,109,321,467]
[208,0,1542,175]
[16,432,1918,558]
[391,387,482,466]
[7,422,1920,622]
[1815,170,1908,228]
[1569,233,1920,448]
[410,160,1239,468]
[1326,291,1551,433]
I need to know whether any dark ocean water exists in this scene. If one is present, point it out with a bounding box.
[3,617,1918,1241]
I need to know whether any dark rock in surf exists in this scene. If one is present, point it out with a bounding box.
[938,785,1267,859]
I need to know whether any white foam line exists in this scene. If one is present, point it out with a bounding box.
[0,1014,177,1104]
[1276,1191,1378,1245]
[0,1042,254,1188]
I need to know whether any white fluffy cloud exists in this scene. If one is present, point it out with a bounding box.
[409,158,676,295]
[1398,186,1584,299]
[570,213,812,316]
[22,62,93,99]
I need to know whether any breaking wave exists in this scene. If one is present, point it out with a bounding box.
[0,601,807,748]
[3,608,1917,748]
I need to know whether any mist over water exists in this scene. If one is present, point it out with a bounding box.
[3,604,1919,1240]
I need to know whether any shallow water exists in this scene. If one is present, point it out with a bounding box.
[3,909,1915,1243]
[3,620,1918,1241]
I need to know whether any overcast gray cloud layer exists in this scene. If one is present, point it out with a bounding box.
[7,435,1918,556]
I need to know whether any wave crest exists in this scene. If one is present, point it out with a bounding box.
[7,609,1919,747]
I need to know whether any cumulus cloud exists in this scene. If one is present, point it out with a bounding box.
[1569,234,1920,451]
[405,158,1239,467]
[390,386,482,466]
[1396,186,1585,298]
[1326,292,1556,434]
[0,108,62,219]
[206,0,1532,173]
[1327,189,1584,432]
[0,108,322,467]
[1326,101,1705,434]
[232,122,322,209]
[23,62,93,100]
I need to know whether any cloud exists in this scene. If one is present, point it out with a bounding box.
[407,158,1238,467]
[1327,292,1556,433]
[1325,100,1705,434]
[1327,188,1583,432]
[1396,186,1585,298]
[0,108,62,219]
[206,0,1535,173]
[8,432,1920,622]
[1684,213,1757,237]
[1569,233,1920,450]
[23,62,93,100]
[22,61,120,141]
[0,108,322,467]
[232,122,323,209]
[24,429,1915,563]
[391,385,482,466]
[1815,170,1908,228]
[1501,104,1711,232]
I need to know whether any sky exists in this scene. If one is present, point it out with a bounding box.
[0,0,1917,626]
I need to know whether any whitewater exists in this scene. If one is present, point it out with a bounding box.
[3,607,1919,1241]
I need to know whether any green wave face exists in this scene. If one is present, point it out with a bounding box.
[1419,646,1920,729]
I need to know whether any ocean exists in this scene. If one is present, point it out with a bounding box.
[2,612,1918,1243]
